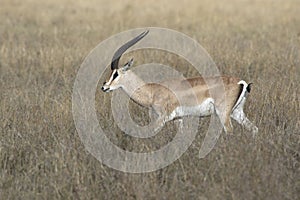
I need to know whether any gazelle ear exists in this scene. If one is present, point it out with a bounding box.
[122,58,134,71]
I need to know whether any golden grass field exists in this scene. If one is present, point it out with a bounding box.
[0,0,299,199]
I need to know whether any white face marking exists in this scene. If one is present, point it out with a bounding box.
[167,98,215,121]
[106,69,118,85]
[102,69,122,92]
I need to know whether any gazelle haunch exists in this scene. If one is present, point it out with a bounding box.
[102,30,258,136]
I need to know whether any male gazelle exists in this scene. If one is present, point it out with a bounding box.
[102,30,258,136]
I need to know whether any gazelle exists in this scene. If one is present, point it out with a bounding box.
[101,30,258,136]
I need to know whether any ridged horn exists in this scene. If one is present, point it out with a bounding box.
[111,30,149,70]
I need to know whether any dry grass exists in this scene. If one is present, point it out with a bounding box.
[0,0,299,199]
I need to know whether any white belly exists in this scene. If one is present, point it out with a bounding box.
[167,98,215,121]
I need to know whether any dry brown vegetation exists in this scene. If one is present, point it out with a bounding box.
[0,0,299,199]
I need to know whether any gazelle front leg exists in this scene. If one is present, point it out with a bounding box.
[152,107,181,133]
[151,106,170,133]
[174,118,184,132]
[149,107,158,123]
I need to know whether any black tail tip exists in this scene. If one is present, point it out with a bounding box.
[247,83,253,93]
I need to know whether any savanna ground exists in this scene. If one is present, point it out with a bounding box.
[0,0,299,199]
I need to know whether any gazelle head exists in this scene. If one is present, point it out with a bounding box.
[101,30,149,92]
[101,58,134,92]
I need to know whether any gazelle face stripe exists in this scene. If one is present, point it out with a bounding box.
[106,70,118,85]
[101,69,119,92]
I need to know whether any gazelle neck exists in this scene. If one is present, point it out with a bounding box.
[120,70,153,106]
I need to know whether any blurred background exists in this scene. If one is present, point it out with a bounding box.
[0,0,299,199]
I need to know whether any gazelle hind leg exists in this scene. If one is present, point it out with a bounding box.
[223,104,234,134]
[214,104,233,134]
[231,107,258,137]
[224,118,233,134]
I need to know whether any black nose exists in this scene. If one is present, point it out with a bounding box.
[101,86,109,92]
